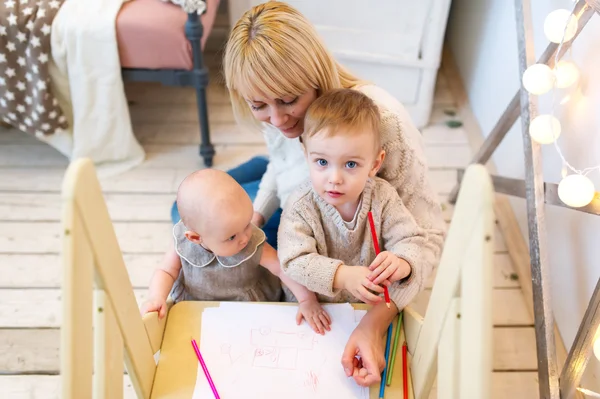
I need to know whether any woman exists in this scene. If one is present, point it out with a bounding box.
[177,1,446,387]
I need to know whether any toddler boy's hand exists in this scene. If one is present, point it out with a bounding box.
[339,265,389,305]
[367,251,411,285]
[140,297,168,319]
[296,299,332,335]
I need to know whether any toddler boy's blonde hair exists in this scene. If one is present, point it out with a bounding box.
[302,88,381,150]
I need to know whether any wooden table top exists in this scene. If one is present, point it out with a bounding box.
[150,301,411,399]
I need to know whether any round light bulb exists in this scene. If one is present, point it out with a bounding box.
[594,337,600,361]
[554,60,580,88]
[529,115,561,144]
[523,64,555,95]
[544,9,578,44]
[558,174,596,208]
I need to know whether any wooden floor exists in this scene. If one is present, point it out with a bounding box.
[0,58,539,398]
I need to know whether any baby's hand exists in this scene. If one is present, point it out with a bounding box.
[140,297,168,319]
[296,299,332,335]
[368,251,411,285]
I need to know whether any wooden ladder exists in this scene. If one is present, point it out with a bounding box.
[447,1,600,397]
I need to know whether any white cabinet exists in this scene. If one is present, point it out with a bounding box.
[227,0,452,128]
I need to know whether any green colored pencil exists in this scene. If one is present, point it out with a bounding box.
[386,311,404,386]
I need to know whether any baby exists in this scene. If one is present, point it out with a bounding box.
[278,88,428,311]
[141,169,331,334]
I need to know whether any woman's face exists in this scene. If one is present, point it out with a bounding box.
[245,89,318,139]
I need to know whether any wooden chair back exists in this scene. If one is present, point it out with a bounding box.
[404,163,495,399]
[61,158,159,399]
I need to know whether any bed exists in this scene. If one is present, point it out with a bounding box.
[0,0,220,176]
[118,0,221,167]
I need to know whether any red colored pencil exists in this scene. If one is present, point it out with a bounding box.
[402,341,408,399]
[191,338,220,399]
[367,211,391,308]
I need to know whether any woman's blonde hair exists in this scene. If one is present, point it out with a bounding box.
[223,1,365,131]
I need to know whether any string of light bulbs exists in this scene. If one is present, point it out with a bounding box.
[521,3,599,208]
[525,4,600,396]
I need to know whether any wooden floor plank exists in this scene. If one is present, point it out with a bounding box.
[0,327,537,373]
[1,117,262,148]
[421,123,470,145]
[0,221,172,254]
[0,143,268,170]
[0,251,516,290]
[0,221,507,254]
[425,253,518,289]
[0,254,158,288]
[0,286,529,329]
[0,145,68,167]
[429,170,458,195]
[494,327,538,370]
[491,372,539,398]
[141,143,267,170]
[433,80,455,106]
[0,142,472,171]
[0,167,183,194]
[0,127,37,145]
[0,329,60,372]
[1,109,469,149]
[124,79,230,106]
[129,101,236,125]
[429,106,459,125]
[134,121,264,146]
[0,289,149,328]
[136,143,473,171]
[0,193,175,222]
[135,117,470,148]
[428,372,539,399]
[411,288,533,326]
[0,375,138,399]
[0,181,456,222]
[0,167,457,196]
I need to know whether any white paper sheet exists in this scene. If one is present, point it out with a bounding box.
[192,303,369,399]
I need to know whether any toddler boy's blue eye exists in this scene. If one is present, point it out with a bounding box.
[228,235,236,241]
[346,161,357,169]
[317,159,328,167]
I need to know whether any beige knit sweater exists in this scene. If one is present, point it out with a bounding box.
[278,177,428,310]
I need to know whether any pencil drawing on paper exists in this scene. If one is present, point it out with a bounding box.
[220,343,244,365]
[250,326,320,370]
[304,370,320,392]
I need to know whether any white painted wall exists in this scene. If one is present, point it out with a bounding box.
[447,0,600,387]
[226,0,452,127]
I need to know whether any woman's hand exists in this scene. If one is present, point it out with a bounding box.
[341,301,398,387]
[252,211,265,227]
[341,322,385,386]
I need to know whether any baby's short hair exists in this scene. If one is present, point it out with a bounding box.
[302,88,381,149]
